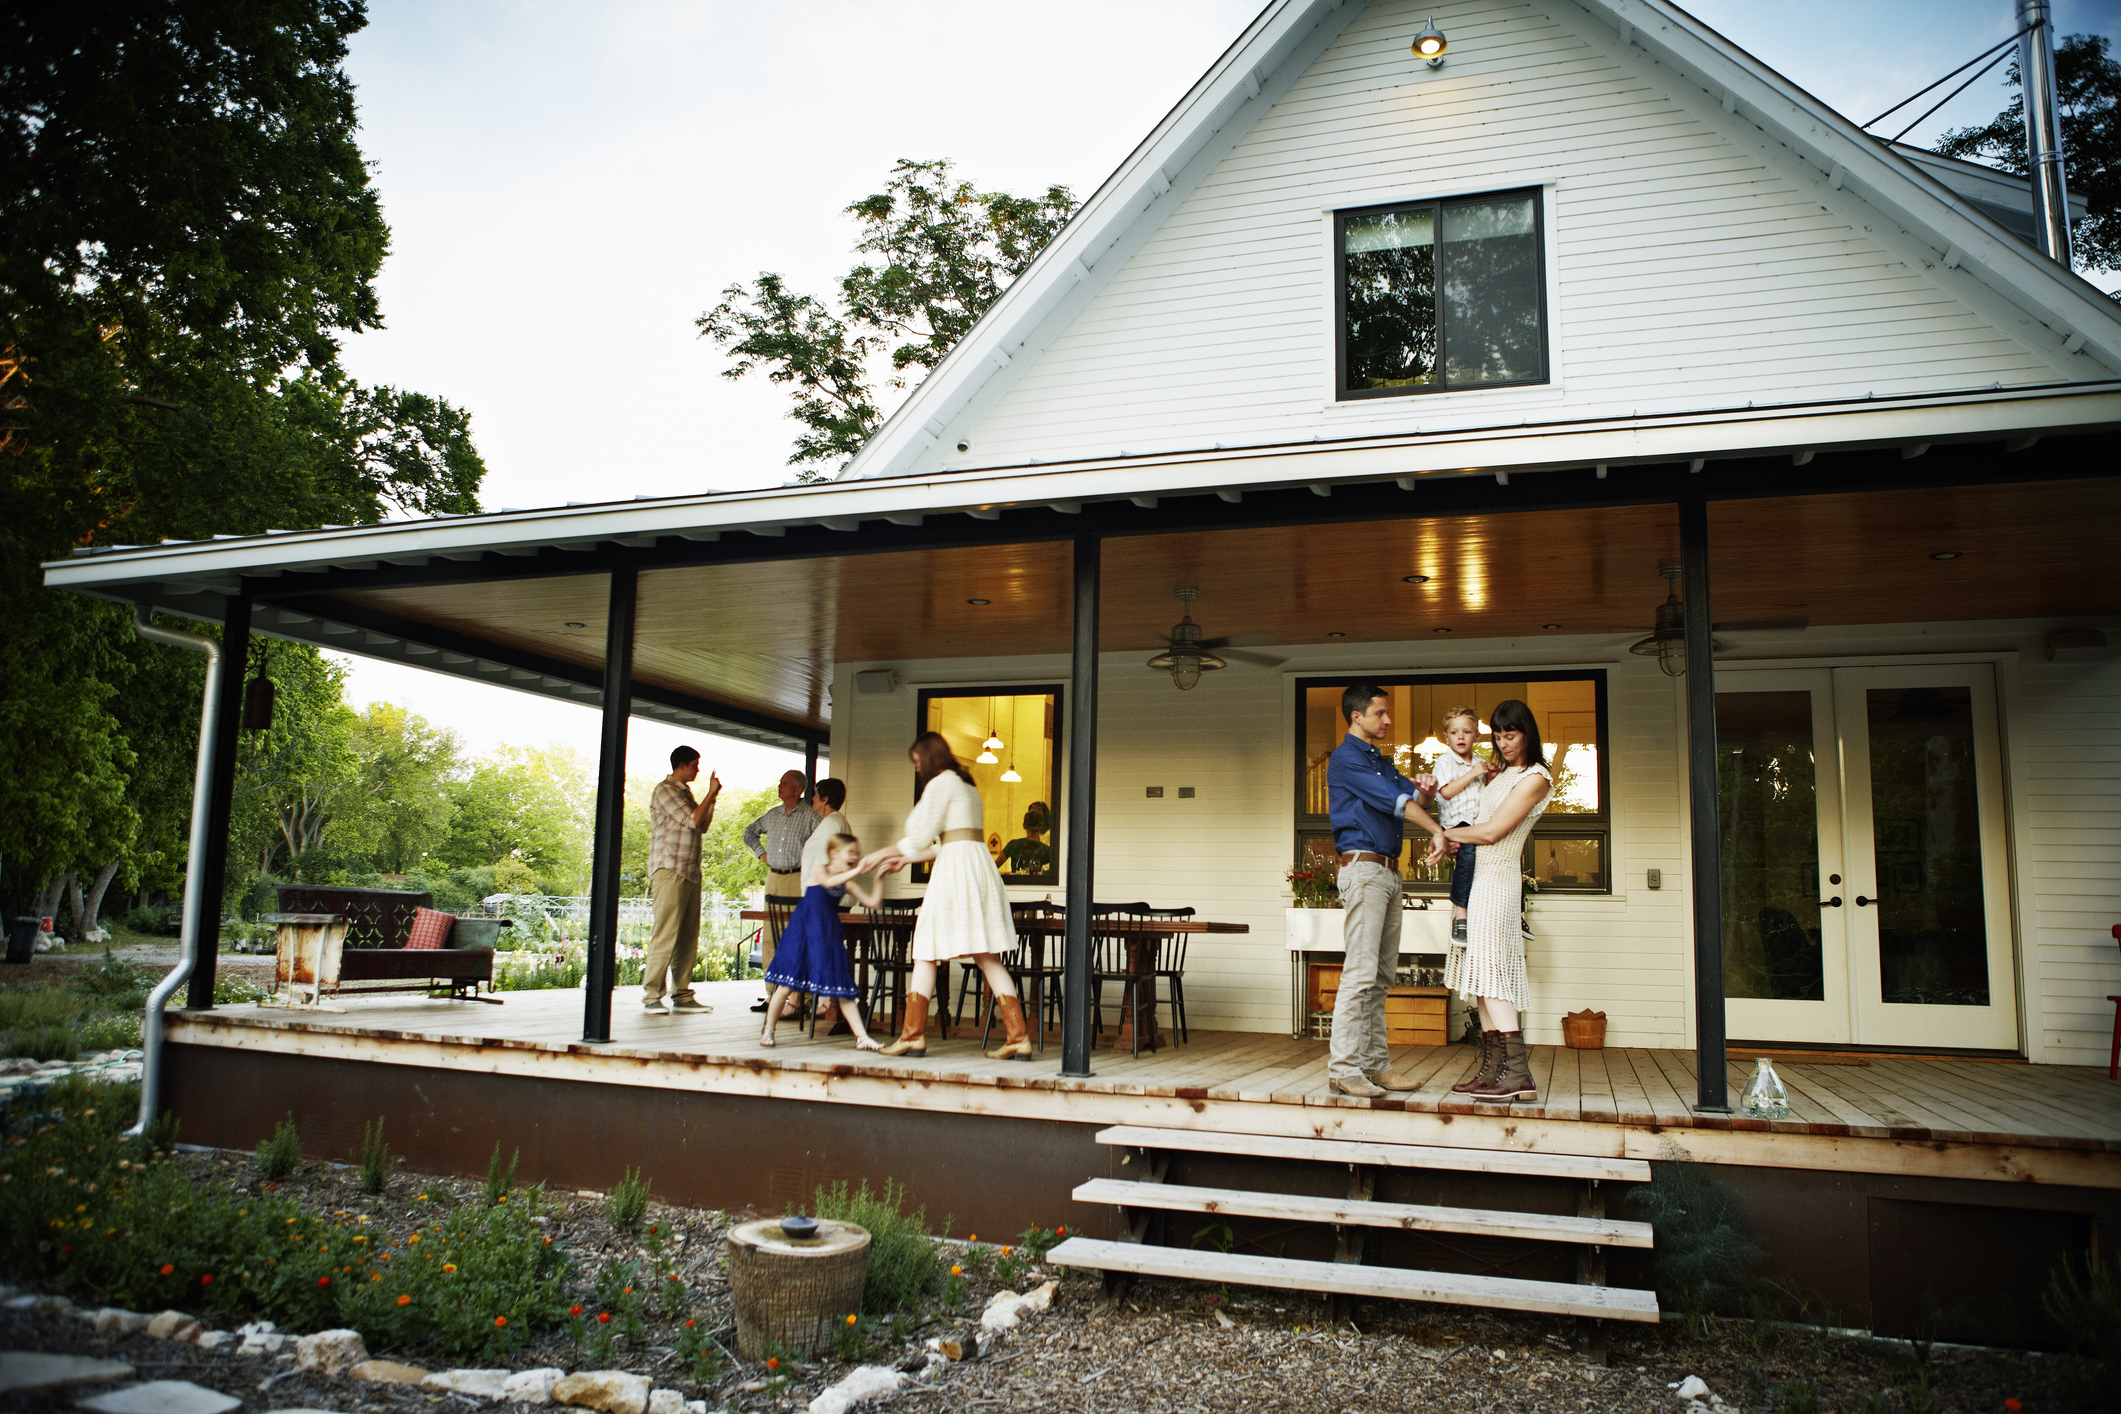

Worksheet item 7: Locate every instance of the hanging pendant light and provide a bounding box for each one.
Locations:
[999,698,1022,781]
[977,698,1002,762]
[1146,588,1228,691]
[1628,564,1719,677]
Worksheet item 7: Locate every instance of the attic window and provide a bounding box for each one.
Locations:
[1336,189,1547,398]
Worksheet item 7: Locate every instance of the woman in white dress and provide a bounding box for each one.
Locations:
[1429,699,1553,1103]
[856,733,1033,1060]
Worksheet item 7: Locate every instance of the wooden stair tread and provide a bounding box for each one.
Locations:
[1046,1237,1660,1322]
[1095,1124,1652,1183]
[1073,1178,1654,1248]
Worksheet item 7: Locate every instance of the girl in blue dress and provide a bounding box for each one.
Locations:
[760,834,884,1050]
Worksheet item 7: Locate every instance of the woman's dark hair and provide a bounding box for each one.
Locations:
[1341,683,1388,724]
[1023,801,1051,834]
[1487,699,1545,771]
[909,732,975,792]
[814,777,847,810]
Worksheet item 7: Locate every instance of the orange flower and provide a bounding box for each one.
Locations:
[622,1286,633,1295]
[159,1263,174,1276]
[686,1319,698,1328]
[317,1276,331,1287]
[397,1294,412,1306]
[1056,1226,1067,1237]
[846,1314,858,1327]
[967,1234,977,1242]
[494,1316,507,1327]
[200,1274,213,1285]
[442,1263,457,1273]
[1001,1246,1014,1255]
[2006,1403,2022,1412]
[950,1264,962,1276]
[766,1358,779,1370]
[598,1312,612,1324]
[570,1305,584,1317]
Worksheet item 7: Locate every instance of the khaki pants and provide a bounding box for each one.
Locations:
[645,869,701,1005]
[763,870,803,973]
[1328,860,1401,1082]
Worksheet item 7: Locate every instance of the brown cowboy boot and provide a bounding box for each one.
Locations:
[1451,1028,1497,1094]
[878,992,930,1058]
[1469,1031,1536,1102]
[984,994,1034,1060]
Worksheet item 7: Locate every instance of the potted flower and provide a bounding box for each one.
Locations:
[1284,863,1344,951]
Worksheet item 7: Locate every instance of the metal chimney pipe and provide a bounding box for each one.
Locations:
[2016,0,2073,265]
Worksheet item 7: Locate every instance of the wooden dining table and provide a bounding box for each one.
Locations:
[737,909,1250,1052]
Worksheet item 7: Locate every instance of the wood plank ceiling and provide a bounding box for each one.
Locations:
[334,478,2121,732]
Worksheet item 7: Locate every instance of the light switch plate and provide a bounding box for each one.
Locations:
[1647,867,1662,890]
[1177,786,1196,799]
[1145,786,1164,798]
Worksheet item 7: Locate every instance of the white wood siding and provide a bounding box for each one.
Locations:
[827,617,2121,1063]
[957,0,2060,469]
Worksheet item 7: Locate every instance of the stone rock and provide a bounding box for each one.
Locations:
[350,1359,433,1384]
[79,1379,243,1414]
[1,1295,37,1311]
[686,1404,707,1414]
[504,1368,564,1404]
[552,1369,652,1414]
[145,1311,197,1341]
[978,1279,1058,1332]
[424,1368,512,1400]
[646,1390,686,1414]
[191,1332,232,1353]
[235,1320,276,1338]
[1673,1376,1712,1402]
[93,1307,151,1335]
[807,1365,905,1414]
[0,1351,134,1392]
[293,1328,369,1376]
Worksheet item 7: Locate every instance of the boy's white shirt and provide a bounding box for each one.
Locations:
[1434,751,1482,828]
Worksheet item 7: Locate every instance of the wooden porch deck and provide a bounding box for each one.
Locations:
[165,981,2121,1189]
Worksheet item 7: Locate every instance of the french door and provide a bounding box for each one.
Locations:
[1715,664,2017,1051]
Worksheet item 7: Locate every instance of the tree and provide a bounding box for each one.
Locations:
[0,1,487,917]
[699,159,1075,473]
[439,745,594,895]
[332,704,463,876]
[704,786,781,901]
[228,640,360,882]
[1936,34,2121,277]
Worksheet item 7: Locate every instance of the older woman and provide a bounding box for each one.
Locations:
[857,732,1033,1060]
[1428,699,1552,1103]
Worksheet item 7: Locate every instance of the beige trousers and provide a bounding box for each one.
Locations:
[1328,860,1402,1082]
[763,869,803,973]
[645,869,701,1005]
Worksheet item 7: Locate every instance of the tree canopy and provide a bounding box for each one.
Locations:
[1936,33,2121,278]
[698,158,1075,473]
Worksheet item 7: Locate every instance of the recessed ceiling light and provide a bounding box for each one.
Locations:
[564,621,586,629]
[1327,631,1346,638]
[1402,574,1430,584]
[1431,626,1453,634]
[1542,623,1562,630]
[1930,551,1961,560]
[967,597,991,605]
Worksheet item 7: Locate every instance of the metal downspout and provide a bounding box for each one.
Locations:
[2017,0,2073,266]
[127,605,223,1137]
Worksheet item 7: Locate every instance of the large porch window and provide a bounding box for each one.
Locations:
[916,686,1062,885]
[1295,674,1609,895]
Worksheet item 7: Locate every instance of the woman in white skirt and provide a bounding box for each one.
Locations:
[1431,699,1553,1103]
[856,732,1033,1060]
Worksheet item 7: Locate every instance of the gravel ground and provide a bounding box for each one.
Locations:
[1,1151,2100,1413]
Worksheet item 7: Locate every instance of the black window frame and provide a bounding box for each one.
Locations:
[1294,670,1612,896]
[912,683,1064,887]
[1334,186,1550,401]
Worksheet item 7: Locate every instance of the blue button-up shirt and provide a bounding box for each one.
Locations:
[1327,734,1421,858]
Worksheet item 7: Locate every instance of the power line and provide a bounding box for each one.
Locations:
[1861,21,2034,132]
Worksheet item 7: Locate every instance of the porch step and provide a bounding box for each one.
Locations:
[1072,1177,1655,1247]
[1095,1124,1651,1184]
[1045,1237,1662,1322]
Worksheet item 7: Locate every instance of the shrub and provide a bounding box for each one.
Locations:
[483,1144,518,1207]
[256,1114,302,1181]
[122,906,176,936]
[813,1178,943,1315]
[337,1188,570,1363]
[77,1011,143,1052]
[2043,1248,2120,1372]
[214,974,268,1006]
[70,953,152,1011]
[2,1025,80,1062]
[0,988,87,1030]
[606,1168,650,1235]
[356,1120,394,1195]
[1628,1161,1763,1336]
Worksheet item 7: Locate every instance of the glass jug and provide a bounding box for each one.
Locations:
[1740,1057,1790,1120]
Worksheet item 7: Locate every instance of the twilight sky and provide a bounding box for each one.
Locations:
[327,0,2121,786]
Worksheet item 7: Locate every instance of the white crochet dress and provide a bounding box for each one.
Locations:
[899,770,1016,962]
[1445,762,1553,1011]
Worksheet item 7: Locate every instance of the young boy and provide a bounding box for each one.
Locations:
[1433,707,1496,943]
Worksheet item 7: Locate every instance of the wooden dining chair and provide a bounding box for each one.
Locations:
[860,906,919,1039]
[761,896,815,1034]
[1137,905,1197,1045]
[981,901,1064,1051]
[1085,903,1150,1052]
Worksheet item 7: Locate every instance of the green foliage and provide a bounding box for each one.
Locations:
[213,973,268,1006]
[2,1024,80,1062]
[229,641,361,885]
[1774,1378,1822,1414]
[256,1113,303,1182]
[1627,1162,1764,1336]
[336,1188,571,1364]
[69,951,152,1010]
[591,1258,649,1346]
[699,159,1075,469]
[121,906,177,936]
[356,1119,393,1195]
[437,747,593,896]
[1936,35,2121,277]
[2043,1248,2121,1365]
[482,1144,518,1207]
[829,1312,866,1362]
[0,987,87,1029]
[493,951,587,992]
[76,1011,142,1051]
[1017,1224,1062,1262]
[941,1266,965,1311]
[330,703,464,875]
[812,1178,944,1315]
[605,1167,650,1235]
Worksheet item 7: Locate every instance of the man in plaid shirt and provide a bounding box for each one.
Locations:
[645,745,721,1014]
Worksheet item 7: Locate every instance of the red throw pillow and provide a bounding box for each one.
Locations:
[406,906,455,950]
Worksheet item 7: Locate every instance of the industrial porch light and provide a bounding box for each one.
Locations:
[1412,19,1448,68]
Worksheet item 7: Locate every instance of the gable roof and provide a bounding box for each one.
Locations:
[836,0,2121,484]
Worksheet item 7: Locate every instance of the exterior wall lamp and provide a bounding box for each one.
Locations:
[1413,19,1448,69]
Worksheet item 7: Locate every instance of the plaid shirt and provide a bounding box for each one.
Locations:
[742,802,817,872]
[647,775,703,881]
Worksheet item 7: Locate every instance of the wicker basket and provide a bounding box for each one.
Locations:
[725,1218,871,1360]
[1561,1009,1607,1049]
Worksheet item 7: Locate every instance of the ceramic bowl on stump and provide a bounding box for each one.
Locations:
[726,1217,869,1360]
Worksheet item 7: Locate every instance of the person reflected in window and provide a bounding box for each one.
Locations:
[999,801,1052,876]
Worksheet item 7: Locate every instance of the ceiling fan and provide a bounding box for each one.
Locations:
[1146,589,1285,690]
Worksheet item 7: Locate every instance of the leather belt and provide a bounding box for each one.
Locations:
[768,867,800,874]
[940,828,984,844]
[1338,851,1390,866]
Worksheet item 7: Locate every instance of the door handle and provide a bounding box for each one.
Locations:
[1854,895,1876,907]
[1818,896,1841,908]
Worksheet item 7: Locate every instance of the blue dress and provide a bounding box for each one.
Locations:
[762,884,860,999]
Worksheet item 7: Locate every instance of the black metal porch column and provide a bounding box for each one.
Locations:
[184,593,251,1009]
[583,569,637,1043]
[1061,534,1100,1077]
[804,741,819,797]
[1680,497,1729,1112]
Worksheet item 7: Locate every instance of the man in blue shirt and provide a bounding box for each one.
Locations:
[1325,684,1447,1098]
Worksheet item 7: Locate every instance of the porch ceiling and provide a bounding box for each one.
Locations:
[325,478,2120,732]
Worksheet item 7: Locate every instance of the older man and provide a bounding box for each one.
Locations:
[743,769,817,1012]
[645,745,720,1014]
